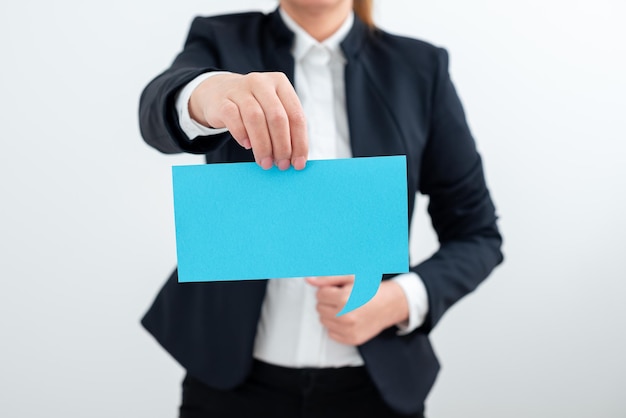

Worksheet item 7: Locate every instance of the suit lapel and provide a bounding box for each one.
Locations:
[263,10,296,83]
[342,24,408,159]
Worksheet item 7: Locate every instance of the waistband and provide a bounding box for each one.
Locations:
[251,359,371,393]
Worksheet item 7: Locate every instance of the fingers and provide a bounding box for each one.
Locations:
[217,99,250,150]
[238,95,274,169]
[246,75,292,170]
[316,286,348,309]
[306,275,355,287]
[195,72,308,170]
[317,301,342,318]
[306,275,354,311]
[276,81,307,170]
[317,306,366,346]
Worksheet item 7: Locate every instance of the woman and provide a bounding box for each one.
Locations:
[139,1,503,417]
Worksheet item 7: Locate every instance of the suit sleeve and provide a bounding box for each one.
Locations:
[413,48,504,332]
[138,17,233,154]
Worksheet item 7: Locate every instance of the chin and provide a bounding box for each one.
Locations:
[281,0,351,10]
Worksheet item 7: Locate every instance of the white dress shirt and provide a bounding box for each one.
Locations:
[174,8,429,368]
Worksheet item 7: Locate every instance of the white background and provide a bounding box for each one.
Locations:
[1,1,625,417]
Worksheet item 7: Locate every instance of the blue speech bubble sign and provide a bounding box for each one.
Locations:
[172,156,408,315]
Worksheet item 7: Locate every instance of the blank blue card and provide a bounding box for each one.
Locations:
[172,156,409,314]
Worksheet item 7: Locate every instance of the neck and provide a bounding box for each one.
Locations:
[280,1,353,42]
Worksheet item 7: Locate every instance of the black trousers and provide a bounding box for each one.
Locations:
[180,360,424,418]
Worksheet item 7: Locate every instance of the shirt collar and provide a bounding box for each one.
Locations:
[278,7,354,62]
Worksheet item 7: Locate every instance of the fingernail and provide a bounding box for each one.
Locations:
[242,138,251,149]
[293,157,306,170]
[260,157,273,170]
[277,159,290,171]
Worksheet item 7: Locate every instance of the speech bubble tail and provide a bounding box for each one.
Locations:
[336,273,382,316]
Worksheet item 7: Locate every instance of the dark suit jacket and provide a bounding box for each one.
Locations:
[139,9,503,415]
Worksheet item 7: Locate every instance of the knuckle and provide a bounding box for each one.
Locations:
[267,109,288,126]
[245,72,263,84]
[289,110,307,126]
[220,101,238,118]
[247,107,265,124]
[271,71,288,83]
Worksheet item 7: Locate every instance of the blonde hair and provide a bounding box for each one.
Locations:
[353,0,374,28]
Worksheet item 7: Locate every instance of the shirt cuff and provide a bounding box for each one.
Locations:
[391,272,429,335]
[175,72,230,140]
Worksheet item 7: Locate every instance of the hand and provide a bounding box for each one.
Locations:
[306,275,410,346]
[189,72,308,171]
